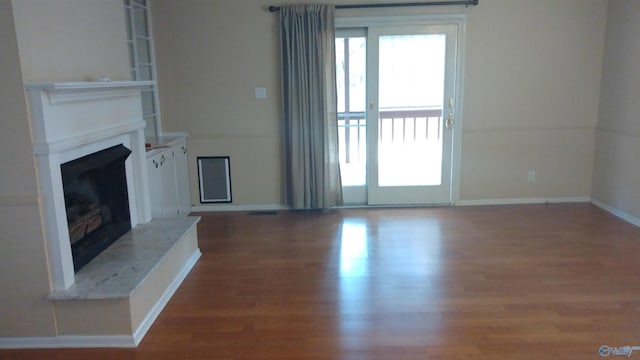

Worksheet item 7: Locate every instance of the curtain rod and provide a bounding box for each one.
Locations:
[268,0,479,12]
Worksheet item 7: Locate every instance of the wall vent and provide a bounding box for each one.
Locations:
[197,156,232,203]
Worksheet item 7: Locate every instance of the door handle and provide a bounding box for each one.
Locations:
[445,113,454,129]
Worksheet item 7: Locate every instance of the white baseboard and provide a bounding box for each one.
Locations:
[455,197,591,206]
[194,199,597,211]
[591,199,640,228]
[0,249,202,350]
[456,196,640,229]
[194,199,640,230]
[191,203,288,212]
[0,335,137,349]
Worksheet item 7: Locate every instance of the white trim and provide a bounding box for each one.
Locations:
[0,335,137,349]
[33,121,146,155]
[192,203,288,213]
[591,199,640,228]
[47,89,146,105]
[450,18,466,205]
[336,203,451,209]
[455,197,591,206]
[336,14,467,206]
[336,14,467,28]
[0,249,201,349]
[336,27,366,38]
[131,249,201,346]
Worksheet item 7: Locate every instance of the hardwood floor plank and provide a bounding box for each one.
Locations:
[2,203,640,359]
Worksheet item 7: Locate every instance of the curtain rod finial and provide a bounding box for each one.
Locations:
[268,6,279,12]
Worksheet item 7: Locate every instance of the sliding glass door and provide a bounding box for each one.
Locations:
[337,22,460,205]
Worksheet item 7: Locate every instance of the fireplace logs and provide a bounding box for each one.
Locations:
[65,192,112,244]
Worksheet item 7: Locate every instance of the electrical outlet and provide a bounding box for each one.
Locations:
[528,171,536,182]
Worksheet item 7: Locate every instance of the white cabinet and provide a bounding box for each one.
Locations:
[146,136,191,217]
[173,139,192,216]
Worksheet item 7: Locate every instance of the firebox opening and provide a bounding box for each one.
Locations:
[61,144,132,272]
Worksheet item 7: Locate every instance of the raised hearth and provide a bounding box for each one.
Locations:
[48,217,200,344]
[23,81,201,347]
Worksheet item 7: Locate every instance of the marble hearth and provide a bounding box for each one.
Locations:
[48,217,199,343]
[24,81,201,347]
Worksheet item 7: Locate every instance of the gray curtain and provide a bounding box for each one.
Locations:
[279,4,343,209]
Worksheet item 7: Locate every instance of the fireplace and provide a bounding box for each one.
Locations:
[25,81,154,290]
[20,81,202,347]
[61,144,133,272]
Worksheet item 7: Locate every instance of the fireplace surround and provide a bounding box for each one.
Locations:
[26,81,154,291]
[16,81,201,347]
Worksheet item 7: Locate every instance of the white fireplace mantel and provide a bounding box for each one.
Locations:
[26,81,154,291]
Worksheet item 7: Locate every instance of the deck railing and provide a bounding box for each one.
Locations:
[338,108,443,164]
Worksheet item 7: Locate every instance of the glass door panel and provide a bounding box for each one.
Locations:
[378,34,445,187]
[367,25,457,205]
[336,24,459,206]
[337,34,367,204]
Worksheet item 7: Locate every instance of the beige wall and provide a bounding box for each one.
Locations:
[151,0,283,206]
[0,0,56,337]
[11,0,130,82]
[151,0,607,206]
[0,0,131,337]
[592,0,640,219]
[460,0,606,200]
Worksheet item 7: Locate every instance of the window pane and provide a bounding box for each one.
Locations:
[336,38,345,113]
[144,115,157,137]
[377,34,446,187]
[348,38,366,112]
[128,42,135,68]
[137,64,153,81]
[124,9,132,40]
[136,38,150,64]
[378,34,445,109]
[141,91,155,116]
[134,6,148,37]
[337,36,367,187]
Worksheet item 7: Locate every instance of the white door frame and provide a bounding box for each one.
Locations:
[336,14,467,205]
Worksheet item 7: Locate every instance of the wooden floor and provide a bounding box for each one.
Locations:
[3,203,640,359]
